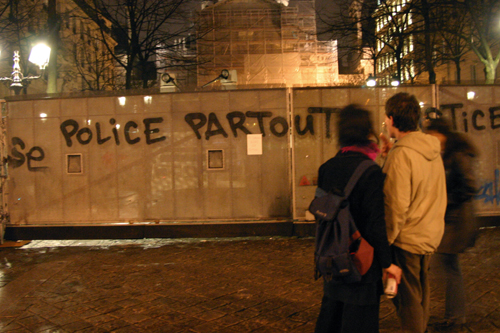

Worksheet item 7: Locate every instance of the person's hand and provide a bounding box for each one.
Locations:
[379,132,393,158]
[383,264,402,284]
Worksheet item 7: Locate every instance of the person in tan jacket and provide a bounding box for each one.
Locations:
[381,92,447,333]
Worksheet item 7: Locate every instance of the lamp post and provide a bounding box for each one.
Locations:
[0,43,51,95]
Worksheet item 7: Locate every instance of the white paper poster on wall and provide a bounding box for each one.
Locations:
[247,134,263,155]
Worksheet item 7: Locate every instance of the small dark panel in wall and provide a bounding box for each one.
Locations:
[67,154,83,174]
[207,149,224,170]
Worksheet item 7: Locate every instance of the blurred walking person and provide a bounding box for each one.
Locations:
[425,118,479,329]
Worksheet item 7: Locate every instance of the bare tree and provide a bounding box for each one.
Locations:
[60,25,116,91]
[76,0,196,90]
[315,0,378,75]
[464,0,500,84]
[433,2,470,83]
[315,0,489,85]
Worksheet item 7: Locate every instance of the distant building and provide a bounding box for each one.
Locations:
[372,0,498,85]
[194,0,339,89]
[58,0,117,92]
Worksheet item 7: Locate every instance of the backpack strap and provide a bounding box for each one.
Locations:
[344,160,377,236]
[315,160,376,199]
[343,160,377,198]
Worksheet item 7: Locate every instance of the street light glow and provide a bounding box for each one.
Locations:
[366,75,377,87]
[28,43,51,70]
[0,44,51,95]
[391,75,400,86]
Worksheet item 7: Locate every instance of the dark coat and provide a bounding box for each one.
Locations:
[437,133,479,254]
[317,151,392,304]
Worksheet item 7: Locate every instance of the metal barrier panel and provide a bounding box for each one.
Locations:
[6,89,291,224]
[438,85,500,216]
[7,85,498,226]
[292,86,435,219]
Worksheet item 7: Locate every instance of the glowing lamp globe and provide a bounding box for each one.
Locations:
[28,43,51,70]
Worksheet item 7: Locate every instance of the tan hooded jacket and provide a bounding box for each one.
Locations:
[382,131,447,255]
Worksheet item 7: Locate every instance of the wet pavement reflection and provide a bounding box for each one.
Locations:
[0,229,498,332]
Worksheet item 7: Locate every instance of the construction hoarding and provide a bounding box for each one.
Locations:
[3,85,499,227]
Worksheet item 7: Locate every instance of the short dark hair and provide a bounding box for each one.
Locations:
[338,104,376,147]
[385,92,420,132]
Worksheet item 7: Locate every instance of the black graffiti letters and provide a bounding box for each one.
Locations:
[60,119,79,147]
[295,115,314,136]
[124,121,140,144]
[206,113,229,140]
[226,112,251,137]
[10,137,25,168]
[60,117,166,147]
[27,146,45,171]
[270,117,288,137]
[143,118,167,144]
[10,137,46,171]
[185,111,290,140]
[490,106,500,130]
[184,113,230,140]
[184,113,206,140]
[246,111,272,137]
[441,103,500,133]
[472,110,486,131]
[96,122,111,144]
[308,107,340,138]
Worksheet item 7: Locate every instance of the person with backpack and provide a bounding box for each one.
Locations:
[314,105,402,333]
[380,93,447,333]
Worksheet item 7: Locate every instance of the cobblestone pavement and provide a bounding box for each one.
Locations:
[0,227,498,333]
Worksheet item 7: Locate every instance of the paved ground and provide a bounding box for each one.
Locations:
[0,227,498,333]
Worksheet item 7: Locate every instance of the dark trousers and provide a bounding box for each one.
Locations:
[314,283,380,333]
[430,253,467,322]
[391,246,431,333]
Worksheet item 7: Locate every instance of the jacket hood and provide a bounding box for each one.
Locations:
[393,131,442,161]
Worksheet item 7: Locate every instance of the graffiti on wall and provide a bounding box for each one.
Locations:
[60,118,167,147]
[476,169,500,205]
[442,104,500,132]
[8,102,500,185]
[9,137,46,171]
[184,110,329,140]
[8,109,327,171]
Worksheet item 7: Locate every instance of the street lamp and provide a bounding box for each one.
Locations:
[161,73,181,92]
[366,74,377,87]
[201,69,230,88]
[390,75,400,87]
[0,43,51,95]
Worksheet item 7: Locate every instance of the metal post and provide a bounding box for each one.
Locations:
[10,51,24,95]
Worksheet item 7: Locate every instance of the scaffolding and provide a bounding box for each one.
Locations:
[196,0,339,88]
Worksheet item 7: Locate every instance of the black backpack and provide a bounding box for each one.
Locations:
[309,160,375,283]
